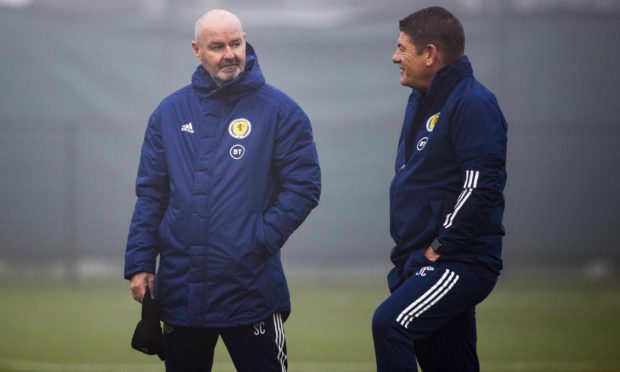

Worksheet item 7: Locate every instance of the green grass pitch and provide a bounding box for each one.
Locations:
[0,271,618,371]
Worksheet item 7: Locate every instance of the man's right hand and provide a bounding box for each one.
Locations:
[424,245,441,262]
[129,272,155,303]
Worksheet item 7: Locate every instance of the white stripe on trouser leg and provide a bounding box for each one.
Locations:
[274,313,286,372]
[278,313,287,370]
[401,271,457,328]
[402,271,456,325]
[273,312,287,372]
[396,270,451,325]
[413,274,459,318]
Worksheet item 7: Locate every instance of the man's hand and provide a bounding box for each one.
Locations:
[130,272,155,303]
[424,246,440,262]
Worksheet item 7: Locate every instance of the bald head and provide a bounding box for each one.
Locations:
[192,9,247,87]
[194,9,244,46]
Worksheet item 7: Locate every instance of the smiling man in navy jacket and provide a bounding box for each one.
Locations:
[372,6,507,372]
[124,9,320,372]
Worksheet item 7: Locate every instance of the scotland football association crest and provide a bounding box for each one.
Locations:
[426,113,440,132]
[229,118,252,139]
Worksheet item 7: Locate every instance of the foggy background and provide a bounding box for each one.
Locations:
[1,0,619,280]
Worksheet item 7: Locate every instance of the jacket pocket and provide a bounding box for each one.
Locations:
[254,214,279,257]
[254,217,267,256]
[403,249,434,278]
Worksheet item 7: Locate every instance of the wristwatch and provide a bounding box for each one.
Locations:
[430,239,442,253]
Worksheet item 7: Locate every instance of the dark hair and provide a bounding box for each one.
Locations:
[399,6,465,64]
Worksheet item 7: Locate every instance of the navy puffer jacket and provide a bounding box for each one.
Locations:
[125,44,321,327]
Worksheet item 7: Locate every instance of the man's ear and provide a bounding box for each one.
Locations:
[424,44,440,67]
[191,41,200,59]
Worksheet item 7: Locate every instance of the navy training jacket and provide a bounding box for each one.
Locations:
[124,44,321,327]
[389,56,507,287]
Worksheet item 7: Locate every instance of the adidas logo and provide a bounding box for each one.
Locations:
[181,122,194,134]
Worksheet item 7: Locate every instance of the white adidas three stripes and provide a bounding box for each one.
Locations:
[396,269,460,328]
[443,170,479,229]
[273,312,287,372]
[393,171,476,328]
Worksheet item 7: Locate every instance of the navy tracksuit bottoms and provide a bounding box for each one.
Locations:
[372,262,497,372]
[163,312,287,372]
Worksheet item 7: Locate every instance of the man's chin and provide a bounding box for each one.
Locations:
[218,69,242,81]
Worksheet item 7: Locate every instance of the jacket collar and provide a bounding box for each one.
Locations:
[424,55,472,99]
[191,43,265,102]
[400,56,472,163]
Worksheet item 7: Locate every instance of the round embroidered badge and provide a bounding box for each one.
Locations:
[229,118,252,139]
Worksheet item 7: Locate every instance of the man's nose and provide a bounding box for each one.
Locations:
[392,51,400,64]
[223,46,235,59]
